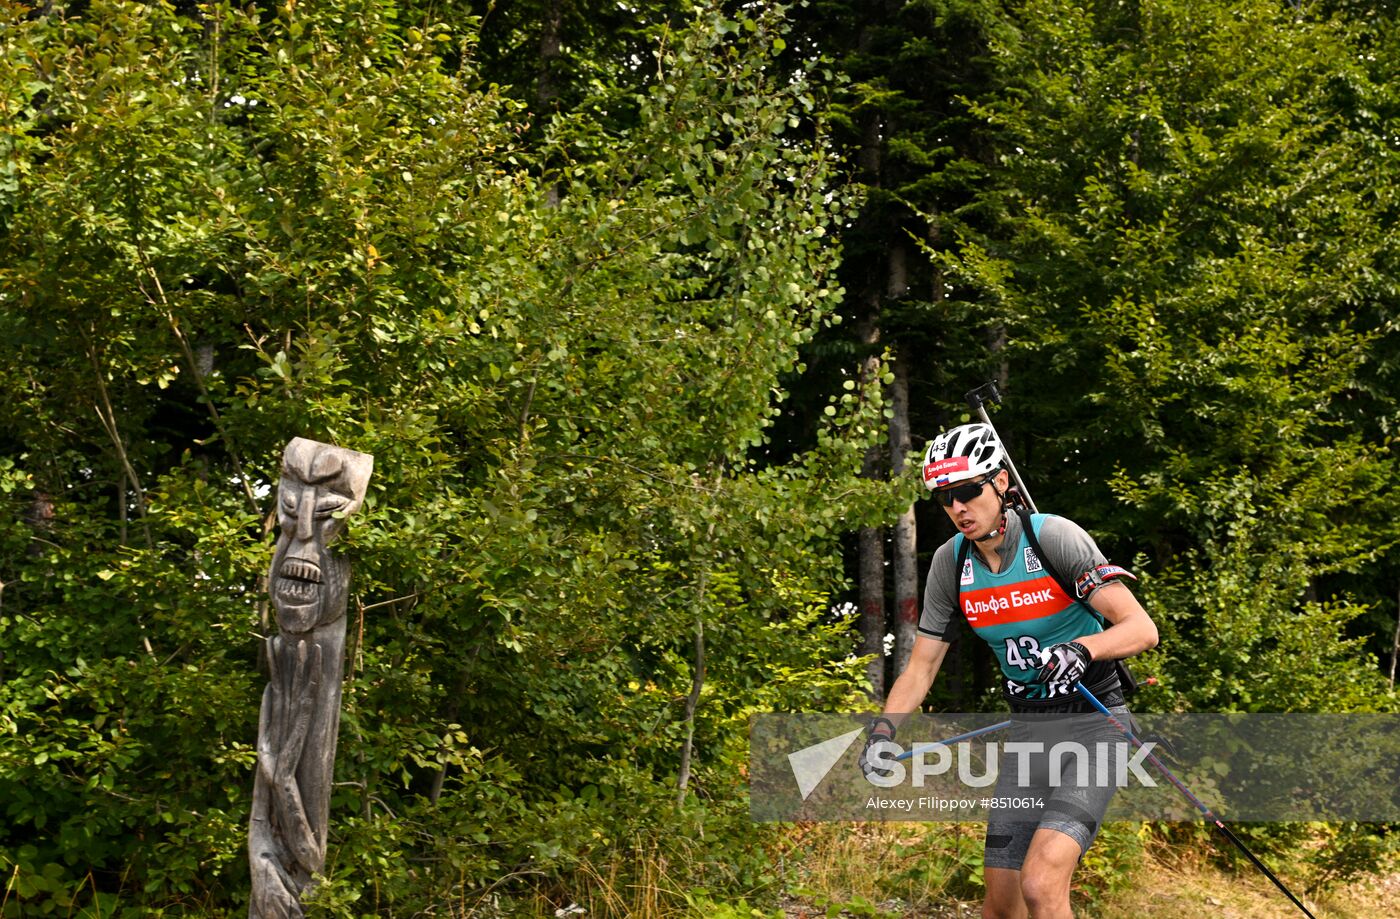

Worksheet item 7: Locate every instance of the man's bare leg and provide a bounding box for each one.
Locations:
[983,868,1028,919]
[1018,828,1081,918]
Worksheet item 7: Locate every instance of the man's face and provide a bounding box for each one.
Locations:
[935,470,1008,540]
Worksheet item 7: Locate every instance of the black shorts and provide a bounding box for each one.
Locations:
[983,706,1130,870]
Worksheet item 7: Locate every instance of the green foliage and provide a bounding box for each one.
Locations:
[1302,822,1400,893]
[883,827,985,901]
[945,0,1400,714]
[779,0,1016,445]
[0,0,892,913]
[5,0,1400,913]
[1074,823,1148,906]
[683,893,783,919]
[781,824,986,916]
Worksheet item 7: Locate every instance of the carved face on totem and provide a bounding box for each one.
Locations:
[269,438,374,634]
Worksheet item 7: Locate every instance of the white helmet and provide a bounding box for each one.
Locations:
[922,423,1005,490]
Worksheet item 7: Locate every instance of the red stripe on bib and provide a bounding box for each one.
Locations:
[961,575,1072,627]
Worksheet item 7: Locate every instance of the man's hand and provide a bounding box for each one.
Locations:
[1033,641,1091,686]
[858,717,898,780]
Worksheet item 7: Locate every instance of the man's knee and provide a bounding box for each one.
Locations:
[1018,862,1071,913]
[981,868,1027,919]
[981,896,1027,919]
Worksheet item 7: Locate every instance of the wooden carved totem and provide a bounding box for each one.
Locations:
[249,438,373,918]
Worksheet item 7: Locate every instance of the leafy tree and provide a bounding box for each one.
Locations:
[781,0,1016,703]
[949,0,1400,713]
[0,1,897,912]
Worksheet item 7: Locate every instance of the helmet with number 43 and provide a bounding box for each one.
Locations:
[921,423,1006,490]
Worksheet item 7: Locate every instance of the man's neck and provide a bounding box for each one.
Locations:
[973,515,1009,569]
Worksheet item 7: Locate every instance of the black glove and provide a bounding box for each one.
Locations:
[1034,641,1091,686]
[858,717,898,780]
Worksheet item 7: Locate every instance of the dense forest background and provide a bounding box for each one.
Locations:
[2,0,1399,915]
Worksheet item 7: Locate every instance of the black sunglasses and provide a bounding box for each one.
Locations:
[933,473,997,507]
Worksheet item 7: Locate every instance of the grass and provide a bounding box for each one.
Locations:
[465,822,1396,917]
[1092,841,1400,919]
[775,822,987,912]
[775,822,1399,919]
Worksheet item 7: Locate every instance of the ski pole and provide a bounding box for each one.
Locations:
[1074,683,1317,919]
[965,382,1037,514]
[893,720,1012,762]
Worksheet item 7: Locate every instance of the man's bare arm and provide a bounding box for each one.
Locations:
[875,635,951,733]
[1076,582,1158,661]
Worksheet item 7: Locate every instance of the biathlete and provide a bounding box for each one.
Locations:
[860,423,1158,919]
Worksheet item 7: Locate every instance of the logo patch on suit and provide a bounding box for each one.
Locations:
[961,577,1063,627]
[1024,548,1043,573]
[960,558,975,586]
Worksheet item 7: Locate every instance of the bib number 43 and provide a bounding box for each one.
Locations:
[1003,636,1043,671]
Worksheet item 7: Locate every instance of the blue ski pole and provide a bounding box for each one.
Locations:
[893,720,1012,762]
[1075,682,1316,919]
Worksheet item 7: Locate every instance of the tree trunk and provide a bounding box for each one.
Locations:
[538,0,564,209]
[859,525,886,700]
[537,0,563,111]
[677,524,713,805]
[890,348,918,677]
[858,294,885,698]
[853,42,888,699]
[857,295,885,699]
[887,239,918,677]
[676,614,705,805]
[1389,583,1399,689]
